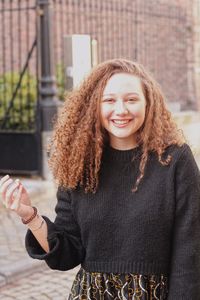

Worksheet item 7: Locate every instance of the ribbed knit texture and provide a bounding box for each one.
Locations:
[25,143,200,299]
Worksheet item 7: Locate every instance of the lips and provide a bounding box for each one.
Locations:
[111,119,132,127]
[112,119,132,124]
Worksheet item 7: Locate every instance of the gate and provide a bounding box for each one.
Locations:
[0,0,41,175]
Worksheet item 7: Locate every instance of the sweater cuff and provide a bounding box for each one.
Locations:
[25,216,60,260]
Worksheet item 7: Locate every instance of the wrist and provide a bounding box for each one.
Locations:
[27,214,45,231]
[17,205,34,220]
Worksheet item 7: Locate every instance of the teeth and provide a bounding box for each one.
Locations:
[113,120,130,124]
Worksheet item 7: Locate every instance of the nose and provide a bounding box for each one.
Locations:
[114,100,128,115]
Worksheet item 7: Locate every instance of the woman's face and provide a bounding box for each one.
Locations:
[100,73,146,150]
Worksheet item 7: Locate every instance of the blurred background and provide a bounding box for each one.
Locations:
[0,1,200,299]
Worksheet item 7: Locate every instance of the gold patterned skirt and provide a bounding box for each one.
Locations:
[68,267,168,300]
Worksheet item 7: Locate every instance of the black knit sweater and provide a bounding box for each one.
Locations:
[25,143,200,299]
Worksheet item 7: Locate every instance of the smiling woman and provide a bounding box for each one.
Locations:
[100,73,146,150]
[1,58,200,300]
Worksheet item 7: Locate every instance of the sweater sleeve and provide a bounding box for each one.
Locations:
[25,187,85,271]
[168,144,200,299]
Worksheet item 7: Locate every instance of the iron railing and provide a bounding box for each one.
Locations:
[0,0,38,131]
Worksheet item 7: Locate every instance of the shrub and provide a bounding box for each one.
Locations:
[0,72,37,131]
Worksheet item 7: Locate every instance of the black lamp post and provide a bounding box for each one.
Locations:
[37,0,60,131]
[37,0,60,178]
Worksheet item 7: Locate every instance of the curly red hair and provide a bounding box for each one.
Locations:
[48,58,185,192]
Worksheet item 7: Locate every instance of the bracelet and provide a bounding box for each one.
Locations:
[21,206,37,224]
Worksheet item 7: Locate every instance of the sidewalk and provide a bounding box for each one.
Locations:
[0,178,57,288]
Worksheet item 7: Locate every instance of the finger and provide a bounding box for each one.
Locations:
[2,175,20,205]
[10,184,22,211]
[5,182,20,208]
[0,175,9,185]
[0,178,13,201]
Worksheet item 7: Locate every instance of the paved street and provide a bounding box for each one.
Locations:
[0,266,79,300]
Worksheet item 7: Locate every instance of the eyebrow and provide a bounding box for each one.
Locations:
[102,92,140,97]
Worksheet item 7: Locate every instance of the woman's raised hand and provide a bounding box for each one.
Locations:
[0,175,33,220]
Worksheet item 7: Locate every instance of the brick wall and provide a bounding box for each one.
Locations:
[0,0,37,76]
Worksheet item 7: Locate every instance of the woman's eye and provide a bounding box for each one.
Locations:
[103,98,114,103]
[127,98,137,102]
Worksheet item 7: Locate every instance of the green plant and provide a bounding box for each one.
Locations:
[0,71,37,131]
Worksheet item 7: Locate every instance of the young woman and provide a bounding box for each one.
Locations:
[1,58,200,299]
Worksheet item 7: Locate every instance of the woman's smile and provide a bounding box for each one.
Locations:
[110,119,133,127]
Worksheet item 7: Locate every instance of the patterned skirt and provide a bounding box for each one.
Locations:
[68,267,168,300]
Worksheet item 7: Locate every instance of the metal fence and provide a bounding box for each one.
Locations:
[0,0,41,175]
[0,0,38,132]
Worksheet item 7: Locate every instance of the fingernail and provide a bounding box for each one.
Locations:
[0,175,9,182]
